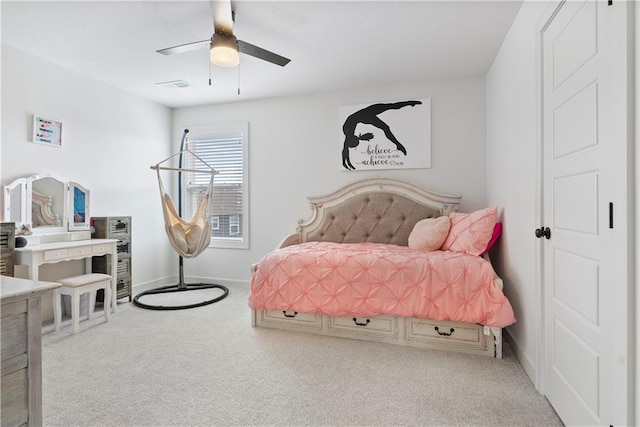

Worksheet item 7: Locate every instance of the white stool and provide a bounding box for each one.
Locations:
[54,273,112,334]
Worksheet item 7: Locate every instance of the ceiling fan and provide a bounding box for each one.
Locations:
[156,0,290,68]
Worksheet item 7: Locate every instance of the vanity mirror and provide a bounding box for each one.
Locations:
[68,182,90,232]
[28,174,67,232]
[2,174,91,242]
[3,178,27,228]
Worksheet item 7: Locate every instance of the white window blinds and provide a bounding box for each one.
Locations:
[182,123,249,249]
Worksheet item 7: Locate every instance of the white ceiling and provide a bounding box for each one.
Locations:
[1,1,522,109]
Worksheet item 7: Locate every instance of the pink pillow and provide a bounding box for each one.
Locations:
[441,207,498,256]
[482,222,503,255]
[408,216,451,251]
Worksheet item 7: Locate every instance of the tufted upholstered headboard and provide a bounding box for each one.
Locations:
[278,178,462,248]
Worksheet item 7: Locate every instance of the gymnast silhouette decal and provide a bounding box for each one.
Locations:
[341,100,422,170]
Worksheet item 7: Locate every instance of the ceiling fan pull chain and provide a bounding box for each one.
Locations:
[237,62,241,95]
[209,60,212,86]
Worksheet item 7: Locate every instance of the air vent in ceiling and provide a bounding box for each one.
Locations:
[156,80,192,89]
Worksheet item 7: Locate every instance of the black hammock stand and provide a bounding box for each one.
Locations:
[133,129,229,310]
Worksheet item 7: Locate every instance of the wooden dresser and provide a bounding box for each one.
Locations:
[1,277,60,426]
[0,222,15,277]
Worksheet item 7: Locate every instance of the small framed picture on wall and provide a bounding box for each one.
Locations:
[32,115,62,147]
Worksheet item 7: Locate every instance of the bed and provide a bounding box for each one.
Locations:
[249,177,515,358]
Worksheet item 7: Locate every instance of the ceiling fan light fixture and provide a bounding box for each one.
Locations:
[210,32,240,67]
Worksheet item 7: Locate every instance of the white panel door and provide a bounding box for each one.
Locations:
[541,1,630,425]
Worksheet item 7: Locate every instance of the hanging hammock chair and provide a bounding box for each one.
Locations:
[133,129,229,311]
[156,165,212,258]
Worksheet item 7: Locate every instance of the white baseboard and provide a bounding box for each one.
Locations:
[131,276,177,295]
[504,327,538,391]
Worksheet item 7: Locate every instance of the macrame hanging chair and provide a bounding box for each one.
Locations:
[133,129,229,310]
[157,167,212,258]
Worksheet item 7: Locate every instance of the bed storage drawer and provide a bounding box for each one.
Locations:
[255,310,323,330]
[328,315,398,340]
[405,319,487,350]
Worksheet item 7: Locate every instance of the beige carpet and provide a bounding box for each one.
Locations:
[41,284,563,426]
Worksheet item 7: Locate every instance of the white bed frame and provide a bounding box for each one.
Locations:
[251,177,504,358]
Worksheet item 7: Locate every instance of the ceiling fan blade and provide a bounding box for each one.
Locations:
[157,40,209,56]
[213,0,234,34]
[238,40,291,67]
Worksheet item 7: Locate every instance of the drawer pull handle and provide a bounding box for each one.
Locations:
[352,317,371,327]
[434,326,455,337]
[282,311,298,318]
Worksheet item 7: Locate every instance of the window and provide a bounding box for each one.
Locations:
[182,123,249,249]
[210,216,220,230]
[229,215,240,236]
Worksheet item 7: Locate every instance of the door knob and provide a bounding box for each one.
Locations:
[535,227,551,239]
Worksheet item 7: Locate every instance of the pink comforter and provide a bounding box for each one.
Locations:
[249,242,516,328]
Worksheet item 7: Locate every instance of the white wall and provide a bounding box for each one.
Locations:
[635,2,640,422]
[1,45,489,310]
[486,1,552,386]
[1,44,176,315]
[173,77,488,285]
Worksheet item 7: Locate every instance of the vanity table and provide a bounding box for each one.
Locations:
[3,174,120,313]
[14,239,119,313]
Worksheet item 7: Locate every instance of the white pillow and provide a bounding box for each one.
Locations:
[408,216,451,251]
